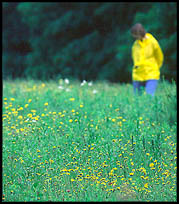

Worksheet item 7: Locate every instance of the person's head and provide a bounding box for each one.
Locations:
[131,23,146,40]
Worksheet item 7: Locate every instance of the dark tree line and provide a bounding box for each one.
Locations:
[2,2,177,82]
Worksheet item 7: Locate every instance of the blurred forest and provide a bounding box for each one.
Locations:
[2,2,177,82]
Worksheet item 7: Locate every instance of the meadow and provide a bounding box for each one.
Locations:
[2,79,177,202]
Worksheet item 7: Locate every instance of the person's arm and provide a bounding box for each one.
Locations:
[153,38,164,69]
[132,43,140,68]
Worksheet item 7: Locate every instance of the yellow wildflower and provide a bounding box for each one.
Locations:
[25,104,29,108]
[18,115,23,120]
[149,163,154,168]
[144,183,148,188]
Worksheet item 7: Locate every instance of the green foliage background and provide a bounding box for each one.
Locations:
[2,2,177,82]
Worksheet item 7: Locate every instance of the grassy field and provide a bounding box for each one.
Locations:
[2,79,177,202]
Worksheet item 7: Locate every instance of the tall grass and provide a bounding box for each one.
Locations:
[2,79,176,201]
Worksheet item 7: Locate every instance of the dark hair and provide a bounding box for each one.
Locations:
[131,23,146,37]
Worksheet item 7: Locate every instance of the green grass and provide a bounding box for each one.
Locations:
[2,79,176,201]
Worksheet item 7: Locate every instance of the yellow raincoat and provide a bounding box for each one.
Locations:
[132,33,164,81]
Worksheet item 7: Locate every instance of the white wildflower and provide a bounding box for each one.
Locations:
[64,78,69,84]
[81,80,87,86]
[88,81,93,86]
[92,89,98,94]
[58,85,64,90]
[65,88,71,92]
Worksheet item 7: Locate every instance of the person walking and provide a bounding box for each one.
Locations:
[131,23,164,96]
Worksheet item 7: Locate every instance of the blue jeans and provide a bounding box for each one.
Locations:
[133,80,158,97]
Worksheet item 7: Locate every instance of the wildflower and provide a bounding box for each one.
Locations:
[64,78,69,84]
[2,194,5,201]
[10,98,15,101]
[58,85,64,90]
[18,107,23,111]
[69,98,75,101]
[25,104,29,108]
[27,113,32,118]
[81,80,87,86]
[149,163,154,168]
[20,159,24,164]
[88,81,93,86]
[44,102,48,106]
[144,183,148,188]
[49,159,54,164]
[140,167,146,175]
[66,88,71,92]
[92,89,98,94]
[80,104,84,108]
[18,115,23,120]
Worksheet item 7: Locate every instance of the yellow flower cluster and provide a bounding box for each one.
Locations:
[2,80,177,202]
